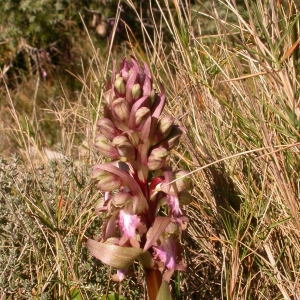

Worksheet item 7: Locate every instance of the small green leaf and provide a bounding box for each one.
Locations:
[100,292,126,300]
[69,287,83,300]
[156,281,172,300]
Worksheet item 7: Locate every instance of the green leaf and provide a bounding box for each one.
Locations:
[156,281,172,300]
[100,292,126,300]
[69,287,83,300]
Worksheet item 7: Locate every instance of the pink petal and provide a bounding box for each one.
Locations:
[116,269,128,282]
[168,194,182,217]
[119,209,140,241]
[154,236,177,270]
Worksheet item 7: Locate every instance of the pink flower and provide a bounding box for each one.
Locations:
[119,208,141,247]
[153,236,177,270]
[112,269,128,282]
[167,194,182,217]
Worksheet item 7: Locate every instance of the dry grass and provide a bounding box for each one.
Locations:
[1,0,300,299]
[125,0,300,299]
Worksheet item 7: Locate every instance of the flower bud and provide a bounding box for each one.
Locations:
[125,69,138,104]
[120,59,131,82]
[168,171,192,194]
[158,125,184,150]
[132,83,142,100]
[150,89,156,106]
[135,107,150,128]
[91,168,122,191]
[147,147,169,170]
[111,192,132,207]
[103,88,116,105]
[114,77,126,95]
[95,197,106,215]
[154,116,174,144]
[112,135,136,161]
[160,170,191,195]
[111,98,130,122]
[95,134,119,159]
[97,118,120,140]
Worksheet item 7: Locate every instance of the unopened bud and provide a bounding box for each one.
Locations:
[161,170,191,194]
[135,107,150,128]
[95,197,106,215]
[150,89,156,106]
[111,192,132,207]
[103,89,116,105]
[111,98,130,122]
[132,83,142,100]
[147,147,169,170]
[114,77,126,95]
[97,118,120,140]
[172,170,192,193]
[91,168,122,191]
[112,135,136,161]
[154,116,174,144]
[95,134,119,159]
[159,125,184,150]
[125,69,138,104]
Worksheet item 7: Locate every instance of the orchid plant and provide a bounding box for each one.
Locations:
[88,57,192,300]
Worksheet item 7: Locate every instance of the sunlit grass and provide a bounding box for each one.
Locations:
[1,0,300,299]
[126,0,300,298]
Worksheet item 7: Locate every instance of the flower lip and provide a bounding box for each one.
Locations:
[119,208,141,248]
[112,269,128,282]
[153,236,177,270]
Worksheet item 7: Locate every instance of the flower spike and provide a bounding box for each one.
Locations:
[88,57,192,299]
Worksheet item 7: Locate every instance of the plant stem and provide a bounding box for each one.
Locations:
[144,268,162,300]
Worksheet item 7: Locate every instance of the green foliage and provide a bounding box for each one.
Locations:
[2,0,71,58]
[0,0,122,77]
[100,292,127,300]
[2,0,98,45]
